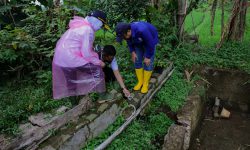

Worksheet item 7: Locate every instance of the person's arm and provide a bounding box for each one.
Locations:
[127,40,135,53]
[80,27,102,66]
[111,58,130,96]
[113,70,130,97]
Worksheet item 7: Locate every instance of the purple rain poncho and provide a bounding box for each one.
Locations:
[52,16,105,99]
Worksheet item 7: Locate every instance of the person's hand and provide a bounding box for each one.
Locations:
[131,51,137,63]
[100,61,106,68]
[122,88,131,97]
[144,57,151,66]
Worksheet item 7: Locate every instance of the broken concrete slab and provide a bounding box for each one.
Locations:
[86,114,98,122]
[89,104,120,138]
[29,113,56,127]
[59,126,90,150]
[150,78,157,84]
[19,123,40,135]
[56,106,70,114]
[2,96,92,150]
[97,103,109,113]
[162,124,186,150]
[40,145,56,150]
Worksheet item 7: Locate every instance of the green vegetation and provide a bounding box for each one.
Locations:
[1,1,250,149]
[184,4,250,46]
[170,42,250,73]
[0,82,73,135]
[83,71,192,149]
[0,0,175,136]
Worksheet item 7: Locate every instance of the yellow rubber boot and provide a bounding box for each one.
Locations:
[141,70,152,94]
[133,68,144,91]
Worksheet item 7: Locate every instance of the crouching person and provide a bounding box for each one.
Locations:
[97,45,131,97]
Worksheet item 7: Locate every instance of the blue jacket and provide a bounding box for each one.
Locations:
[127,21,159,58]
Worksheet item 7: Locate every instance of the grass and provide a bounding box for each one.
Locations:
[82,71,192,150]
[74,4,250,149]
[169,42,250,73]
[0,81,74,135]
[184,5,250,46]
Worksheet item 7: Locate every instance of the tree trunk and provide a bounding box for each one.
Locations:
[217,0,241,49]
[210,0,218,36]
[151,0,160,9]
[237,0,248,41]
[221,0,225,36]
[177,0,187,40]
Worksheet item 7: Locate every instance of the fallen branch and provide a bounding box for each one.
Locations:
[201,77,212,85]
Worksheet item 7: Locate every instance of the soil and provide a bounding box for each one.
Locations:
[191,68,250,150]
[201,67,250,105]
[191,111,250,150]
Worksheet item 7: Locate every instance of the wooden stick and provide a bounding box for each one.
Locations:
[94,69,174,150]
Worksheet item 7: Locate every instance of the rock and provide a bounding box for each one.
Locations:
[0,134,5,143]
[28,113,54,127]
[19,123,39,135]
[162,124,186,150]
[75,120,88,130]
[150,78,157,84]
[110,89,118,96]
[137,93,144,99]
[97,103,109,113]
[40,145,56,150]
[88,104,120,138]
[152,73,160,78]
[56,106,70,114]
[116,93,123,100]
[0,134,9,148]
[133,97,140,104]
[86,114,98,122]
[59,126,90,150]
[3,98,93,150]
[61,134,71,142]
[239,103,248,112]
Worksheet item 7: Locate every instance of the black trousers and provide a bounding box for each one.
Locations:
[103,66,115,83]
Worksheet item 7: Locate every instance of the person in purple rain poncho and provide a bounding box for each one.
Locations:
[52,10,111,99]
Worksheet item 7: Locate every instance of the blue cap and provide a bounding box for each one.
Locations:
[88,10,107,24]
[115,22,130,43]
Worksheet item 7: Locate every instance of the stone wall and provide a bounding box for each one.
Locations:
[162,84,206,150]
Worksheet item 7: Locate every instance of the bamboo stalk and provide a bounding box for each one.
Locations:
[95,69,174,150]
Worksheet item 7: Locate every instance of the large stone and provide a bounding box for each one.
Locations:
[75,120,89,130]
[86,114,98,122]
[150,78,157,84]
[97,103,109,113]
[56,106,70,114]
[59,126,90,150]
[0,134,9,149]
[133,97,140,104]
[239,103,248,112]
[40,145,56,150]
[157,63,173,84]
[152,73,160,78]
[162,124,186,150]
[116,93,123,100]
[2,97,92,150]
[19,123,39,135]
[88,104,120,138]
[110,89,118,96]
[28,113,53,127]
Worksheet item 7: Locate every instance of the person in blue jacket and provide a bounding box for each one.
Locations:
[115,21,159,94]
